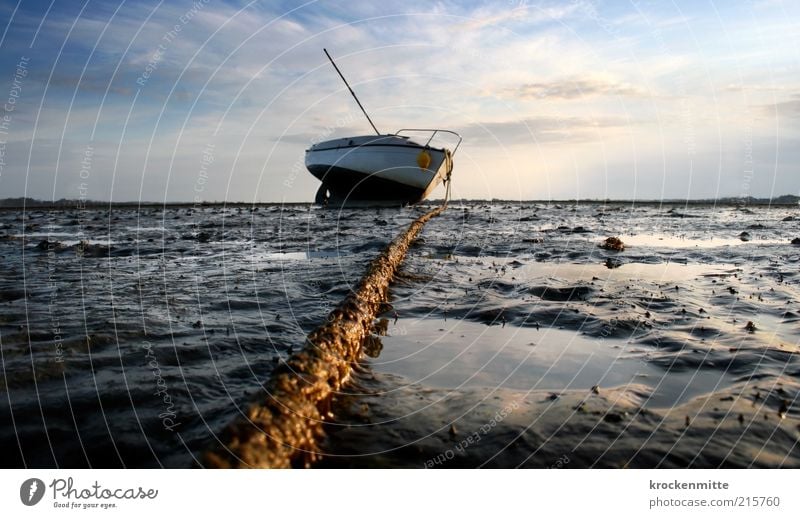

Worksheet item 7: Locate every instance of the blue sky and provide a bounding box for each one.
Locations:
[0,0,797,202]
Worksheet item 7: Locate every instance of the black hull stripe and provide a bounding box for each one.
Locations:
[307,165,432,204]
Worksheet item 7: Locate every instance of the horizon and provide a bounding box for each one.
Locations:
[2,193,799,207]
[0,1,798,203]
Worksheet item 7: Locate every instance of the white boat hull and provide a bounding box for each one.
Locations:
[305,135,452,205]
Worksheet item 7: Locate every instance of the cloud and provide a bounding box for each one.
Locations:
[37,72,134,96]
[505,78,646,100]
[724,84,791,93]
[762,94,800,119]
[454,3,581,31]
[1,0,798,201]
[459,115,634,146]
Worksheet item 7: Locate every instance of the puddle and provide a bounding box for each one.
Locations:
[620,234,787,248]
[369,317,736,408]
[516,261,738,283]
[260,251,342,260]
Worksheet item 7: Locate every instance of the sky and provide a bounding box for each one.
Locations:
[0,0,797,203]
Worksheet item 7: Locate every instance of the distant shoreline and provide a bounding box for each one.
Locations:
[0,196,797,210]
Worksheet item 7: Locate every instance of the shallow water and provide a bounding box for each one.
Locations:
[369,317,735,409]
[1,202,799,467]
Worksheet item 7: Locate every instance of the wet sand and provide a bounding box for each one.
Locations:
[321,373,799,467]
[319,208,800,468]
[1,202,798,467]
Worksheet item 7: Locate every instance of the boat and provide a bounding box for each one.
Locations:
[306,129,460,206]
[305,50,461,206]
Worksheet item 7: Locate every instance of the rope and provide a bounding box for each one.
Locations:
[442,150,453,208]
[202,200,447,468]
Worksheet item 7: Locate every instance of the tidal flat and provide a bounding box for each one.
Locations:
[1,201,798,467]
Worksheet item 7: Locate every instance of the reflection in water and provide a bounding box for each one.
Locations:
[362,335,383,359]
[366,317,735,408]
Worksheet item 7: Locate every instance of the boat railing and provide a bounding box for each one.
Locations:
[395,129,462,156]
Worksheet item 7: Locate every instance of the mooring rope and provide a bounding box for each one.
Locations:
[202,197,448,468]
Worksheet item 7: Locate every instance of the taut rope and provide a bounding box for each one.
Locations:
[202,198,448,468]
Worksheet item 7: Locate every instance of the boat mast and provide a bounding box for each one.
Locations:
[323,48,381,136]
